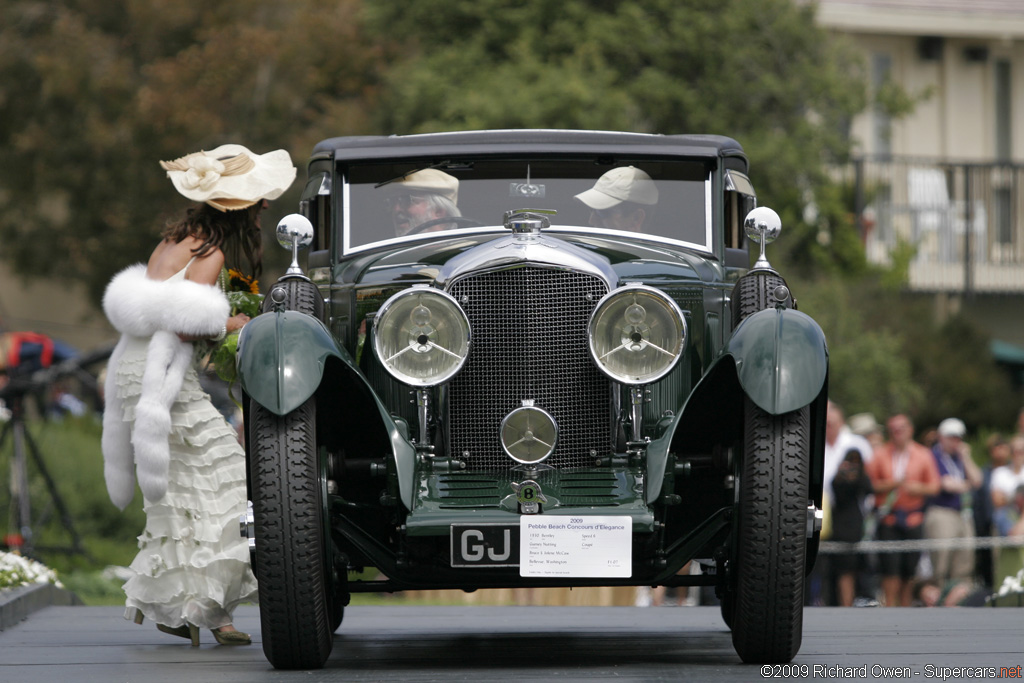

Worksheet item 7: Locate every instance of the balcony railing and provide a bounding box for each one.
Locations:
[834,157,1024,294]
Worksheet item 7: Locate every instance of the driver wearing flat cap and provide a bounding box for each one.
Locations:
[385,169,462,237]
[575,166,658,232]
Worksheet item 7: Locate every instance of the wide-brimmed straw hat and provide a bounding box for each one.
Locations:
[160,144,297,212]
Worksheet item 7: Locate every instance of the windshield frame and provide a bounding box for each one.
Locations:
[338,156,716,257]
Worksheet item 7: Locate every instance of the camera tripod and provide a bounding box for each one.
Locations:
[1,382,88,558]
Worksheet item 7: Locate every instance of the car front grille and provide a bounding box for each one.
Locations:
[446,266,612,471]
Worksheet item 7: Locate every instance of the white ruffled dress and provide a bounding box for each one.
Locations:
[116,266,257,630]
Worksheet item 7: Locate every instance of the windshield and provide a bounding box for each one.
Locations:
[342,157,711,254]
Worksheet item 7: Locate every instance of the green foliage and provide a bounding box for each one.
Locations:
[209,331,242,382]
[797,275,924,417]
[365,0,871,277]
[0,0,387,302]
[874,77,931,119]
[0,417,145,574]
[226,291,264,319]
[60,568,127,606]
[0,0,886,290]
[902,313,1019,431]
[794,272,1019,434]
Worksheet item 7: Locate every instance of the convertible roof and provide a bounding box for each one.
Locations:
[311,130,747,168]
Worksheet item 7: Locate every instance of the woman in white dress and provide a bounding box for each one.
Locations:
[101,144,296,645]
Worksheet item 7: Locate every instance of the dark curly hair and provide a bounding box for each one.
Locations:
[161,203,263,279]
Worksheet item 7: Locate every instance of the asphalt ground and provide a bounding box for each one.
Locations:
[1,596,1022,682]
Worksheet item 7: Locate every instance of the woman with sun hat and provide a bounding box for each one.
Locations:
[101,144,296,646]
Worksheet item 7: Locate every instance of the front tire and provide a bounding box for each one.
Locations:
[263,277,325,319]
[251,399,333,669]
[730,270,792,329]
[731,398,808,663]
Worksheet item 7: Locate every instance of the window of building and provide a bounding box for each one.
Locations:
[872,53,893,159]
[995,59,1012,161]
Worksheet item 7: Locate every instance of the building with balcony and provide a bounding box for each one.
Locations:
[812,0,1024,348]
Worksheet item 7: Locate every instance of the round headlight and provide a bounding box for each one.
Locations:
[500,403,558,464]
[588,285,686,385]
[373,287,471,386]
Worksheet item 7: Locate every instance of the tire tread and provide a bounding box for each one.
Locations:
[731,399,808,663]
[251,401,332,669]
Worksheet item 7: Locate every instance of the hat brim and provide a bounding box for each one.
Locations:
[164,146,296,208]
[206,197,259,212]
[574,188,622,211]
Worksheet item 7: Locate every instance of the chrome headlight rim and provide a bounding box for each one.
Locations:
[372,286,471,387]
[587,284,687,385]
[500,402,559,465]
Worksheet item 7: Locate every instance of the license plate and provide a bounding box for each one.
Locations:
[450,523,520,567]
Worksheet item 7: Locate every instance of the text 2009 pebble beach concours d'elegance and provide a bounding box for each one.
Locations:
[236,130,828,669]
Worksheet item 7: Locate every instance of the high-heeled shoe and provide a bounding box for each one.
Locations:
[156,622,201,647]
[211,627,251,646]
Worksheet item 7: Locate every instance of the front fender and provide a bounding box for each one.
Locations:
[238,310,340,416]
[646,307,827,504]
[238,310,418,510]
[728,307,828,415]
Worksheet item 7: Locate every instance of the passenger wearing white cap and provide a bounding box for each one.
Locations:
[385,168,462,237]
[575,166,658,232]
[924,417,982,583]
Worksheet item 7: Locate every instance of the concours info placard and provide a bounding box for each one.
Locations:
[519,516,631,578]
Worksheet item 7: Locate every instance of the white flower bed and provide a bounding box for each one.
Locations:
[993,567,1024,600]
[0,551,63,592]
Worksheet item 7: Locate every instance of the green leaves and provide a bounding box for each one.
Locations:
[210,291,264,382]
[0,0,880,294]
[0,0,383,301]
[209,331,242,383]
[226,290,263,319]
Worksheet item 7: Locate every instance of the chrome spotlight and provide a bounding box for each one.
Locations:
[500,400,558,464]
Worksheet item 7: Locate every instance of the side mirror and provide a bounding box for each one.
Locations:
[276,214,314,275]
[743,207,782,271]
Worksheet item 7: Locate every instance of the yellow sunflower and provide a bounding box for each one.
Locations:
[227,268,260,294]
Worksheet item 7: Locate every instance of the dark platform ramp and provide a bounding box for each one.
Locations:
[1,604,1021,682]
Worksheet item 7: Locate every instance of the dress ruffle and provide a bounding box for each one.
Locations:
[117,338,257,630]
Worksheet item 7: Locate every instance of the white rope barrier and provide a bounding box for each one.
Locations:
[819,535,1024,554]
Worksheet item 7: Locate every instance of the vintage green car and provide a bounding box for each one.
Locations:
[237,130,828,669]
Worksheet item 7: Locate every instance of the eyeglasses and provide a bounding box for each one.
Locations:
[385,194,429,211]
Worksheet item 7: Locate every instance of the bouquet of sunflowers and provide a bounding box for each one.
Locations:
[209,269,263,382]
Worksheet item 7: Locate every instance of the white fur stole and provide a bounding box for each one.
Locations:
[101,264,229,509]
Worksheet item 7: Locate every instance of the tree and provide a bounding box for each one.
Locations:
[795,272,1019,434]
[0,0,386,302]
[364,0,870,273]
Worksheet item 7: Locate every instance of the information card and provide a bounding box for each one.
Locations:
[519,516,631,578]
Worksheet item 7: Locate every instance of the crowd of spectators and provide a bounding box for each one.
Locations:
[813,403,1024,607]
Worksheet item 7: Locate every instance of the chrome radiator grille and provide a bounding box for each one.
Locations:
[447,267,611,470]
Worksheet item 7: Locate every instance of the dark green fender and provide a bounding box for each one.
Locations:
[237,310,418,509]
[646,306,828,504]
[726,307,828,415]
